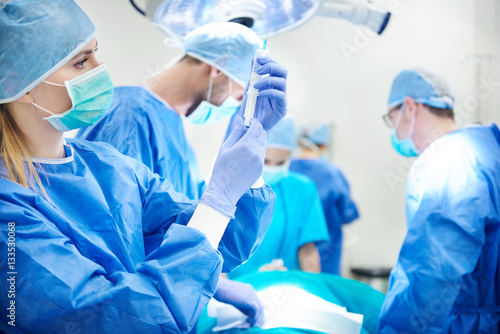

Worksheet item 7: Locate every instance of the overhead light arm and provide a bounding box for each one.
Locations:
[316,0,391,35]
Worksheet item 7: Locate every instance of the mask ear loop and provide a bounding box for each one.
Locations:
[394,104,406,129]
[43,81,66,87]
[32,80,70,117]
[228,77,232,98]
[206,75,213,104]
[395,104,416,139]
[408,113,416,138]
[32,102,57,116]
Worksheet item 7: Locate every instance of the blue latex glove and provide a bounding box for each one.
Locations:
[238,56,288,132]
[214,277,264,327]
[201,116,267,218]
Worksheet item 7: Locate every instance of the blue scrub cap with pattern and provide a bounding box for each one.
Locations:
[0,0,96,103]
[388,68,455,110]
[183,22,263,88]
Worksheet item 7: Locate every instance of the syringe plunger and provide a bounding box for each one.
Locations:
[244,44,270,127]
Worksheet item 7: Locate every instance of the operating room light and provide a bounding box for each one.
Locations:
[130,0,391,39]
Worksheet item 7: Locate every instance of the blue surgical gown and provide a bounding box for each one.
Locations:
[290,159,359,275]
[77,86,202,200]
[228,172,329,278]
[0,139,272,334]
[77,85,275,272]
[378,124,500,333]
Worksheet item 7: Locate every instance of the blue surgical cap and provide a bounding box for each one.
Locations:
[267,118,296,151]
[306,123,331,145]
[388,68,455,110]
[183,22,263,88]
[0,0,96,103]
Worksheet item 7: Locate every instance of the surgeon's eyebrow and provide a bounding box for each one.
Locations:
[72,41,99,59]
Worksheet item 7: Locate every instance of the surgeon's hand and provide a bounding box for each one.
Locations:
[201,116,267,218]
[239,56,287,131]
[214,278,264,327]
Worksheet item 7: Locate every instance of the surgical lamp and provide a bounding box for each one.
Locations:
[129,0,391,39]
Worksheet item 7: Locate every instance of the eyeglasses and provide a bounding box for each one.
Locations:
[382,105,404,128]
[382,111,396,128]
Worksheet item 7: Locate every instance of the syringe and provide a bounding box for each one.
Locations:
[244,39,269,127]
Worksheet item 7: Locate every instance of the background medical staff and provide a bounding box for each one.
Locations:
[0,1,276,332]
[291,123,359,275]
[229,118,330,278]
[378,68,500,333]
[74,0,500,282]
[77,21,288,327]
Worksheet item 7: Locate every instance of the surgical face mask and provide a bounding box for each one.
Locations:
[32,64,114,132]
[263,161,290,184]
[390,104,419,157]
[188,76,240,125]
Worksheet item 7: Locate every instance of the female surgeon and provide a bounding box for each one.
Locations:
[0,1,279,333]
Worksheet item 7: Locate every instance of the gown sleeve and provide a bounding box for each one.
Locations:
[377,143,489,333]
[217,185,275,272]
[0,175,222,334]
[131,154,275,274]
[80,95,275,273]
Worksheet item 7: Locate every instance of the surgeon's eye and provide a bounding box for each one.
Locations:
[75,58,89,69]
